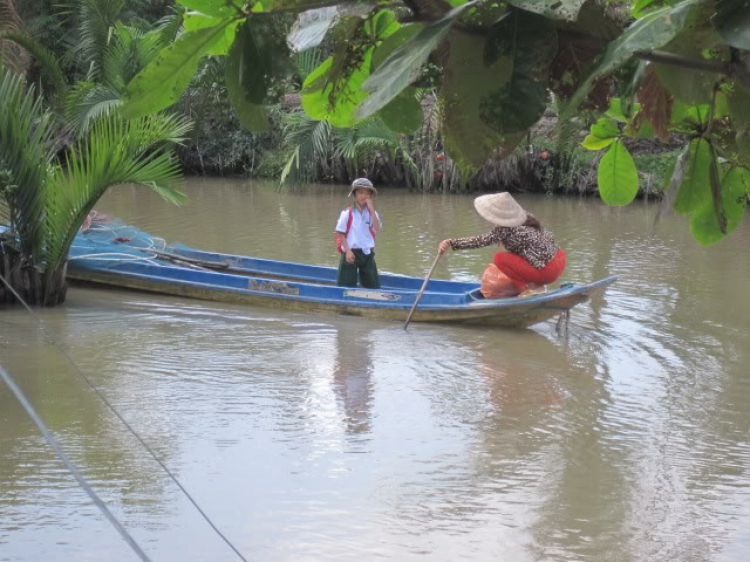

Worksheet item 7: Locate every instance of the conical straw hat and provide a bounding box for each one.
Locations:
[473,192,527,227]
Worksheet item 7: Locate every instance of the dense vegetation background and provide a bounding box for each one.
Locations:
[1,0,681,196]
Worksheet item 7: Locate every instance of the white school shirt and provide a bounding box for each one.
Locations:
[334,206,382,255]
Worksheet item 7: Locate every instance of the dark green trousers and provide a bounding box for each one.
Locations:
[337,249,380,288]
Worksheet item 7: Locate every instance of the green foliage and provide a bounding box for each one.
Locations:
[279,110,416,186]
[481,11,555,134]
[598,139,639,206]
[582,118,620,150]
[176,0,243,18]
[564,0,701,118]
[0,69,187,303]
[712,0,750,50]
[690,166,749,245]
[121,19,235,118]
[441,29,514,166]
[673,137,713,214]
[358,2,477,119]
[302,9,400,127]
[49,0,750,247]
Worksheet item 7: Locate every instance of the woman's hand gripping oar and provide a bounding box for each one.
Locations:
[404,248,445,331]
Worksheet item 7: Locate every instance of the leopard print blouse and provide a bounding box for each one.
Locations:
[449,224,560,270]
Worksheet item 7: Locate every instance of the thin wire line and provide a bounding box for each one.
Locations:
[0,271,249,562]
[0,366,152,562]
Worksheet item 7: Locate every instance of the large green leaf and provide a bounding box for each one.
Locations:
[654,141,690,225]
[287,7,338,52]
[712,0,750,50]
[226,22,269,131]
[235,18,295,105]
[259,0,346,9]
[176,0,243,18]
[670,102,709,133]
[582,118,620,150]
[725,81,750,131]
[441,30,515,166]
[690,166,749,245]
[654,19,723,105]
[506,0,586,21]
[632,0,665,18]
[674,137,713,214]
[378,88,422,134]
[183,12,241,55]
[564,0,701,117]
[597,139,639,206]
[120,21,234,119]
[302,10,399,127]
[655,64,715,105]
[357,1,479,120]
[481,10,556,135]
[371,24,423,69]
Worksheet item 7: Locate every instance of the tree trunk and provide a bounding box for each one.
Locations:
[0,242,67,306]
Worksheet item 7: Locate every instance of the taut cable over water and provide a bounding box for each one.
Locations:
[0,365,152,562]
[0,271,250,562]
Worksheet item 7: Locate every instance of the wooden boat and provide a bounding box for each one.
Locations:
[66,221,617,328]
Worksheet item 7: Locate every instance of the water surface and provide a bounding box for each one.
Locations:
[1,179,749,561]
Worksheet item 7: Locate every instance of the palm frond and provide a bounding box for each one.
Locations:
[0,0,30,75]
[295,48,323,81]
[43,114,185,272]
[0,31,68,102]
[77,0,126,81]
[0,69,56,259]
[65,81,122,134]
[280,112,333,185]
[335,127,359,161]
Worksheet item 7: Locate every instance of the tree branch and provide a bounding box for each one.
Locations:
[636,50,750,92]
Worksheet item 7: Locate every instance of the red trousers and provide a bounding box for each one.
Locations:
[493,249,567,290]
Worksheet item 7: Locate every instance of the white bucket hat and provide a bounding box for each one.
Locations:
[473,192,527,227]
[348,177,378,197]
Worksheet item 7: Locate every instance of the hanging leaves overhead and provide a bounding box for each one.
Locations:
[176,0,244,18]
[712,0,750,51]
[106,0,750,247]
[563,0,703,117]
[690,166,750,245]
[637,65,673,142]
[598,139,639,206]
[302,10,400,128]
[441,29,514,167]
[120,20,235,118]
[674,137,714,214]
[481,10,556,135]
[357,1,479,120]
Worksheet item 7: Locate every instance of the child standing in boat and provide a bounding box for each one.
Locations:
[335,178,383,288]
[438,192,566,298]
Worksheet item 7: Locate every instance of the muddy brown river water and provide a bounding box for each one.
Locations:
[1,178,749,561]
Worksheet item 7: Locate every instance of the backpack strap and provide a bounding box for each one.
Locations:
[345,206,353,235]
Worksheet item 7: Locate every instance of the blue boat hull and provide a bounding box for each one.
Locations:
[66,222,617,328]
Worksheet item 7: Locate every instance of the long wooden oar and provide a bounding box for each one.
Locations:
[404,252,442,331]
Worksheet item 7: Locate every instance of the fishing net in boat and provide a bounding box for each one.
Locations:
[67,212,170,265]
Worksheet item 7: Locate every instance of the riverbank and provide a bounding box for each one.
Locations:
[175,95,681,199]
